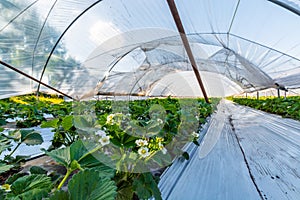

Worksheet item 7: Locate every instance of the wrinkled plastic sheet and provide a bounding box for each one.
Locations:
[158,99,300,199]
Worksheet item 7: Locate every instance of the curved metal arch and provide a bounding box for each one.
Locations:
[267,0,300,16]
[93,48,189,98]
[86,30,299,97]
[91,45,188,93]
[112,66,180,97]
[31,0,58,74]
[229,33,300,62]
[94,48,137,88]
[0,0,40,33]
[88,31,225,94]
[79,48,137,100]
[36,0,104,96]
[85,31,227,64]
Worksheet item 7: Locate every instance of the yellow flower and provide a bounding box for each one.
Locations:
[1,184,11,192]
[156,137,164,143]
[106,114,115,124]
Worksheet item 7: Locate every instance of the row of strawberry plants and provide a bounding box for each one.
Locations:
[0,94,72,128]
[231,96,300,121]
[0,96,214,199]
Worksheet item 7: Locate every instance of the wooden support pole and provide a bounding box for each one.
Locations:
[166,0,210,103]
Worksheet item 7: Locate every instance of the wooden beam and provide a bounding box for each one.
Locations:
[166,0,210,103]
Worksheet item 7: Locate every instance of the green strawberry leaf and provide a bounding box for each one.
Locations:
[7,174,52,200]
[68,169,117,200]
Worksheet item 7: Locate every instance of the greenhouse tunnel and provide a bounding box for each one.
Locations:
[0,0,300,199]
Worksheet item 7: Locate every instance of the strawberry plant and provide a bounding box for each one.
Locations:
[231,96,300,120]
[41,116,78,148]
[0,96,215,200]
[0,129,44,185]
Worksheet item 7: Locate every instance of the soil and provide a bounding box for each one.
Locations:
[0,167,23,185]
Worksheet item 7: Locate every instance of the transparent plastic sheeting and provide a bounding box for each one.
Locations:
[158,100,300,199]
[1,0,300,99]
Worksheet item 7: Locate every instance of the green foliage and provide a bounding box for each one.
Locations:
[2,140,116,199]
[0,94,72,128]
[133,173,162,200]
[41,116,78,148]
[62,116,74,131]
[6,174,52,200]
[232,96,300,120]
[43,140,115,190]
[30,166,47,175]
[68,169,117,200]
[41,118,59,129]
[0,96,216,200]
[0,163,13,174]
[49,190,69,200]
[0,129,43,174]
[42,146,71,167]
[19,130,43,146]
[0,135,12,155]
[43,140,113,172]
[182,152,190,160]
[4,129,43,153]
[15,105,46,128]
[5,172,28,185]
[0,119,6,126]
[0,189,5,199]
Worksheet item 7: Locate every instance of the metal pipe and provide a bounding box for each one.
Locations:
[36,0,103,95]
[0,60,74,99]
[166,0,210,103]
[267,0,300,16]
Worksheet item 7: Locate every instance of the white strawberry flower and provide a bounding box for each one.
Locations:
[138,147,150,158]
[135,139,148,147]
[99,135,110,146]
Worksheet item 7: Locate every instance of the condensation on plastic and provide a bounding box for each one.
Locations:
[0,0,300,99]
[158,99,300,199]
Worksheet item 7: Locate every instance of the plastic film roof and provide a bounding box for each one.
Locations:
[1,0,300,99]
